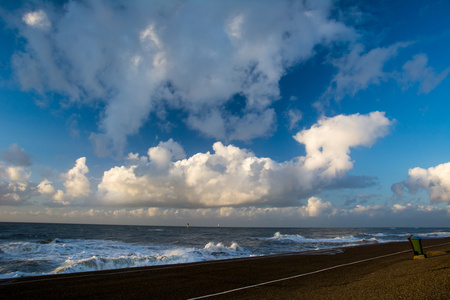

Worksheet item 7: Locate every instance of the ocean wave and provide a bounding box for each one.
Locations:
[52,253,183,274]
[0,239,250,278]
[418,231,450,238]
[50,241,248,274]
[1,242,43,254]
[373,233,387,237]
[368,231,450,239]
[203,242,243,252]
[267,232,362,244]
[359,237,379,243]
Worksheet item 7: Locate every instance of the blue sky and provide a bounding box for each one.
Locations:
[0,0,449,227]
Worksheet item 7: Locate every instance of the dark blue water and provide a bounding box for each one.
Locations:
[1,222,448,279]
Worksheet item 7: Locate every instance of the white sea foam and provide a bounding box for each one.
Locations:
[53,254,177,274]
[368,231,450,240]
[268,232,361,244]
[360,237,379,243]
[1,242,43,254]
[49,241,247,275]
[0,239,248,279]
[373,233,387,237]
[419,231,450,238]
[204,242,242,252]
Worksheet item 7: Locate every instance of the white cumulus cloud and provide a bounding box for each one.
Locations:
[97,111,392,208]
[63,157,91,199]
[37,157,91,205]
[37,179,56,195]
[301,197,334,217]
[37,179,67,205]
[294,111,392,178]
[393,162,450,203]
[147,139,186,169]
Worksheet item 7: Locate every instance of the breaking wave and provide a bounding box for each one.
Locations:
[0,239,247,279]
[268,232,363,244]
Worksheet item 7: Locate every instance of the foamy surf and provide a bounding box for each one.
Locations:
[268,232,363,244]
[1,223,449,279]
[0,239,248,279]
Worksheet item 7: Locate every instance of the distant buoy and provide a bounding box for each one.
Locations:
[187,222,189,229]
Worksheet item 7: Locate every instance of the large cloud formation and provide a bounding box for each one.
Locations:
[0,112,392,210]
[1,112,391,208]
[97,111,392,207]
[8,0,356,155]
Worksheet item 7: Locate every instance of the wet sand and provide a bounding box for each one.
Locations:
[1,238,449,299]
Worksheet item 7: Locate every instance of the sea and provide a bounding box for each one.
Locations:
[0,222,449,279]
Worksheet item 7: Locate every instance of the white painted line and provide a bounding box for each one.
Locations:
[187,242,450,300]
